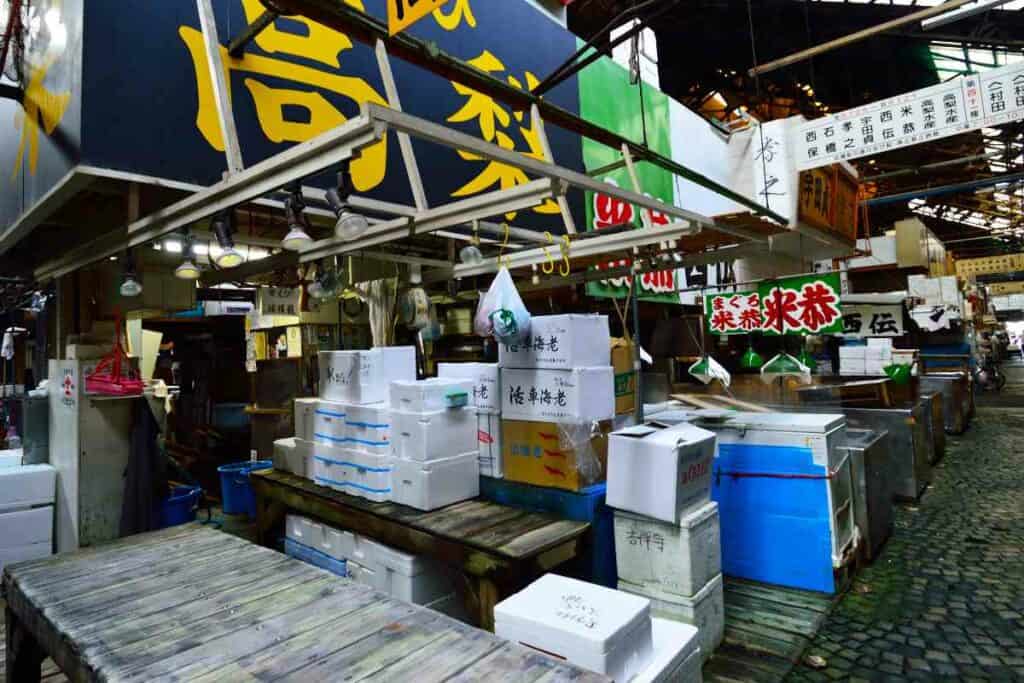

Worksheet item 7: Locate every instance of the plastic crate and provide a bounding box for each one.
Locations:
[284,538,348,577]
[479,477,615,587]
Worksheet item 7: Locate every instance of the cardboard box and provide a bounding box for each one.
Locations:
[477,410,503,478]
[499,314,611,369]
[318,347,416,404]
[501,367,615,424]
[502,419,612,492]
[611,338,637,416]
[390,378,473,413]
[607,421,717,524]
[437,363,501,412]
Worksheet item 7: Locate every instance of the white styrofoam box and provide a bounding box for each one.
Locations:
[0,542,51,573]
[294,397,319,441]
[501,367,615,424]
[495,574,653,683]
[0,465,55,512]
[318,347,416,404]
[866,338,893,349]
[345,403,392,454]
[391,452,479,511]
[607,421,717,525]
[312,445,395,502]
[477,409,503,478]
[620,573,724,663]
[632,618,701,683]
[272,438,313,477]
[0,506,53,549]
[614,502,720,600]
[375,543,454,605]
[498,315,611,370]
[838,346,866,360]
[864,361,888,376]
[323,526,355,562]
[390,378,474,413]
[391,407,477,462]
[351,532,383,567]
[312,400,348,445]
[864,346,892,361]
[0,450,23,468]
[286,514,313,545]
[346,559,387,592]
[437,362,501,412]
[840,359,866,376]
[908,275,941,304]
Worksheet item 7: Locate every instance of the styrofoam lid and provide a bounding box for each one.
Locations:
[708,411,845,433]
[494,574,650,655]
[612,421,715,447]
[632,618,700,683]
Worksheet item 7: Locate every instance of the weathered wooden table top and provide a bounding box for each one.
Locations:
[2,524,608,682]
[253,470,590,561]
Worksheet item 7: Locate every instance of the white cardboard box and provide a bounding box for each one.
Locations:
[0,542,51,573]
[391,408,477,462]
[294,397,319,441]
[312,400,348,444]
[621,573,724,663]
[0,465,55,512]
[614,503,721,599]
[390,378,474,413]
[633,618,702,683]
[495,574,653,683]
[499,315,611,370]
[607,422,717,525]
[345,403,392,454]
[391,452,479,511]
[319,347,416,404]
[437,363,501,412]
[0,506,52,549]
[501,367,615,424]
[477,409,503,478]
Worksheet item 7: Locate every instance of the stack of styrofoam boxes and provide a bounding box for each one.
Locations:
[0,464,56,572]
[389,378,480,510]
[495,574,703,682]
[606,420,723,663]
[438,363,502,478]
[865,338,893,376]
[839,345,866,376]
[285,514,458,614]
[500,315,616,492]
[272,437,313,478]
[310,347,417,502]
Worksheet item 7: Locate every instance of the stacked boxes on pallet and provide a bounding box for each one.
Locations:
[499,315,616,492]
[0,464,56,572]
[607,421,724,662]
[437,362,503,478]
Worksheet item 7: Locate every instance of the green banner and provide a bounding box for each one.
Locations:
[758,273,843,336]
[705,291,761,335]
[578,51,678,303]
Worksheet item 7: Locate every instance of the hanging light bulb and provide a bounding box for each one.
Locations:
[211,211,244,268]
[120,250,142,297]
[282,188,313,250]
[460,244,483,265]
[325,166,369,240]
[174,233,201,280]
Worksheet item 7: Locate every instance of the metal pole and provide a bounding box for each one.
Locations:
[748,0,981,77]
[196,0,245,175]
[631,273,644,424]
[227,9,279,57]
[862,171,1024,207]
[860,152,1000,182]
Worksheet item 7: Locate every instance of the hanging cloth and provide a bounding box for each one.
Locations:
[119,399,167,536]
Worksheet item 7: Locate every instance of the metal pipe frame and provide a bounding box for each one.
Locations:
[227,9,280,57]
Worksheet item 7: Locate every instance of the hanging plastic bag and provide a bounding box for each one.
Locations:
[688,355,731,388]
[759,352,811,385]
[474,267,532,344]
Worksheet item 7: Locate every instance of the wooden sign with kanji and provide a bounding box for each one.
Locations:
[388,0,449,36]
[705,291,762,335]
[759,273,843,336]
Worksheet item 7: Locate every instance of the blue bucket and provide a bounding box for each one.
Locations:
[157,485,201,528]
[218,460,272,517]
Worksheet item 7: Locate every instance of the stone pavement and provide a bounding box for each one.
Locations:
[787,408,1024,682]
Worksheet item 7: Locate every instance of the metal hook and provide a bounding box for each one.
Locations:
[542,232,556,275]
[559,234,571,277]
[498,222,512,269]
[472,219,480,246]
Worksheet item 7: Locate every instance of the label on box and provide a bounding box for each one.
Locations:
[499,315,609,369]
[502,368,614,423]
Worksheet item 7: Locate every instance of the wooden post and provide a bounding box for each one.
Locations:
[5,606,44,683]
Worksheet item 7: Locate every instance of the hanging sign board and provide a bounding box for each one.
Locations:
[840,304,904,338]
[388,0,449,36]
[259,287,301,316]
[955,252,1024,278]
[705,291,761,335]
[759,273,843,336]
[798,165,859,242]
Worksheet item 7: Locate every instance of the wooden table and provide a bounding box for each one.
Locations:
[251,470,591,631]
[3,524,607,682]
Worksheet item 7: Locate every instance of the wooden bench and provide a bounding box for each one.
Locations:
[251,470,591,631]
[2,524,607,682]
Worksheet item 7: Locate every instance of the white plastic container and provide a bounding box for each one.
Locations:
[495,574,653,683]
[376,543,454,605]
[621,573,724,663]
[391,407,477,462]
[391,452,479,511]
[312,400,348,445]
[498,314,610,370]
[344,403,392,454]
[477,409,503,478]
[318,347,416,404]
[0,506,53,549]
[294,397,319,441]
[437,362,501,412]
[501,367,615,424]
[390,378,473,413]
[632,618,702,683]
[614,502,721,599]
[0,464,55,512]
[607,421,717,524]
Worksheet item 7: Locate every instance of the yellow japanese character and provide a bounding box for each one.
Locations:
[179,20,388,192]
[240,0,364,68]
[447,51,510,142]
[433,0,476,31]
[12,55,71,180]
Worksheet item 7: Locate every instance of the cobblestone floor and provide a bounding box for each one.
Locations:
[786,408,1024,682]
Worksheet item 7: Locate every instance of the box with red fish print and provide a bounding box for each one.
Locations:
[501,419,613,492]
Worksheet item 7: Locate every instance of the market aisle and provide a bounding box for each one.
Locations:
[787,408,1024,681]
